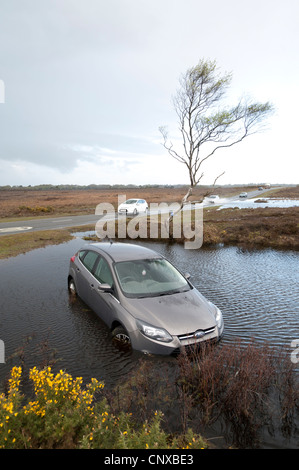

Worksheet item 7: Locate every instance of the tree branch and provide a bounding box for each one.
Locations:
[159,59,274,192]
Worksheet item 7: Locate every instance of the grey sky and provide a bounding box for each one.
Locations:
[0,0,298,186]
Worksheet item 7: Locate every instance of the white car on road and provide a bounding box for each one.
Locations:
[118,198,148,215]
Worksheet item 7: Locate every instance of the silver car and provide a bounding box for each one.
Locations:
[68,242,224,355]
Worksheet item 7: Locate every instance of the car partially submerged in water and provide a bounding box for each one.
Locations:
[68,242,224,355]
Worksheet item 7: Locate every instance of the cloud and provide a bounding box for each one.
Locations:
[0,0,298,185]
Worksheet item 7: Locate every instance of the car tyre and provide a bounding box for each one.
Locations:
[68,277,77,295]
[112,326,131,345]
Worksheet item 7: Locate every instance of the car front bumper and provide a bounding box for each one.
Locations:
[129,325,223,356]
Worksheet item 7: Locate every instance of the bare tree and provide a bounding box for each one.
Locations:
[160,59,274,208]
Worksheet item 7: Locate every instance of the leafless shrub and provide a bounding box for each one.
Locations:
[106,340,298,448]
[176,340,298,447]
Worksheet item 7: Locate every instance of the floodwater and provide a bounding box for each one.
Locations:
[0,236,298,446]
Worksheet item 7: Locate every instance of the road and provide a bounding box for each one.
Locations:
[0,214,101,236]
[0,187,279,236]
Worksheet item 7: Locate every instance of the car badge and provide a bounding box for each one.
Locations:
[194,330,205,339]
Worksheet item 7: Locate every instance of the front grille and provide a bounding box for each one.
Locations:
[178,326,216,342]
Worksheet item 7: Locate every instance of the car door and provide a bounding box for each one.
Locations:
[75,250,99,303]
[88,255,117,326]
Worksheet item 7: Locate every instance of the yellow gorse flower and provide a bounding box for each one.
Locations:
[0,366,105,448]
[22,366,104,416]
[1,366,104,420]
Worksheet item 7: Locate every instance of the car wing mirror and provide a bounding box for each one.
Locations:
[184,273,191,280]
[98,283,113,293]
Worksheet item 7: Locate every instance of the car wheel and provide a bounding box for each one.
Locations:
[68,277,77,295]
[112,326,131,345]
[133,208,138,215]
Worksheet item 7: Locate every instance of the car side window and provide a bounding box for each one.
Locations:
[94,256,113,286]
[81,250,99,273]
[79,250,87,260]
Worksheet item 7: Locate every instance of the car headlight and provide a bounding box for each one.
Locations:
[209,302,223,330]
[215,307,223,329]
[136,320,173,343]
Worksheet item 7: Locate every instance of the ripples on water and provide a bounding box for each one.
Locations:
[156,244,299,350]
[0,238,298,391]
[0,239,143,388]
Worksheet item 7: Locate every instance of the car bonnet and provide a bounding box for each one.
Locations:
[122,288,216,336]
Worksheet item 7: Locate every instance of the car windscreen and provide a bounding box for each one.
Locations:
[114,258,191,298]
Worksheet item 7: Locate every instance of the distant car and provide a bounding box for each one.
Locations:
[207,195,220,204]
[239,192,248,198]
[118,198,148,215]
[68,242,224,355]
[258,187,264,191]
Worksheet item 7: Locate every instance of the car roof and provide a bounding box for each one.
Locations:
[86,242,162,262]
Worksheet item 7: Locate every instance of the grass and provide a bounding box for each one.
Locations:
[0,185,269,218]
[0,229,74,259]
[203,206,299,249]
[89,205,299,250]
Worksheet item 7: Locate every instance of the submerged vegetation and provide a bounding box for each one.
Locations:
[107,342,299,448]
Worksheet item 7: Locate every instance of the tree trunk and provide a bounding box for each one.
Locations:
[165,186,193,237]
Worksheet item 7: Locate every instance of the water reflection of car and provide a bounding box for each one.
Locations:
[239,192,248,198]
[118,198,148,215]
[68,242,224,355]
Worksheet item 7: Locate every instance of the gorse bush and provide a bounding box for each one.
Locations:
[18,205,54,214]
[0,366,207,449]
